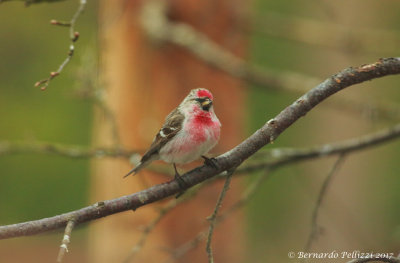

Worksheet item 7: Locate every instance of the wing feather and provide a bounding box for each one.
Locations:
[140,108,184,163]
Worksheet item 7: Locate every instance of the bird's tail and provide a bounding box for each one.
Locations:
[123,159,151,178]
[123,167,138,178]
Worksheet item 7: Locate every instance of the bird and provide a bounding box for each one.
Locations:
[124,88,221,186]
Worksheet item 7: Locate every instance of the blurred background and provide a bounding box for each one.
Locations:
[0,0,399,262]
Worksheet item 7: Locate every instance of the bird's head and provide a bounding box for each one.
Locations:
[183,88,214,113]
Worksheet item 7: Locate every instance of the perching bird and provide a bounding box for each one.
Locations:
[124,88,221,184]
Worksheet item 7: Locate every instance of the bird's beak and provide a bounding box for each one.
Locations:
[201,99,212,111]
[202,99,212,107]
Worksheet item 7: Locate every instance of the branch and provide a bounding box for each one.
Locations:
[56,218,76,263]
[122,184,205,263]
[206,169,235,263]
[34,0,86,90]
[1,58,400,239]
[1,119,399,172]
[304,155,346,252]
[240,122,400,173]
[0,141,135,158]
[165,170,272,262]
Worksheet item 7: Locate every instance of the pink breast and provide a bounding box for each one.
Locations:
[190,113,220,142]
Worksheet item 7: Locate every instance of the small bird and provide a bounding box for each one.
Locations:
[124,88,221,185]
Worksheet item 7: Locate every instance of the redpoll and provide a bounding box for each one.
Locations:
[124,88,221,183]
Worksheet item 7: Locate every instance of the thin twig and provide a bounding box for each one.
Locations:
[34,0,87,90]
[164,232,207,263]
[0,58,399,240]
[206,169,235,263]
[0,140,136,158]
[239,122,400,174]
[123,185,205,263]
[123,201,179,263]
[304,154,346,252]
[165,170,271,263]
[56,218,76,263]
[1,121,399,172]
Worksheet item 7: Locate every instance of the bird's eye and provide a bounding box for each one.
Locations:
[194,98,206,103]
[195,97,211,111]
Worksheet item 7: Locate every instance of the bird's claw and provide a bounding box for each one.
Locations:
[174,172,188,198]
[201,155,219,169]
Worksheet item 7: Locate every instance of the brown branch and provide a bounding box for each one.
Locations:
[2,115,399,162]
[56,219,76,263]
[165,170,272,262]
[0,58,400,240]
[122,185,204,263]
[205,169,235,263]
[0,141,135,159]
[34,0,86,90]
[304,155,346,252]
[1,119,399,172]
[240,122,400,173]
[123,201,180,263]
[163,232,206,263]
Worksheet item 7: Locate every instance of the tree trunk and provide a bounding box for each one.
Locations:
[89,1,247,262]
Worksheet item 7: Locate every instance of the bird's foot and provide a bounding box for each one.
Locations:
[174,172,188,188]
[174,173,188,198]
[173,164,188,198]
[201,155,219,169]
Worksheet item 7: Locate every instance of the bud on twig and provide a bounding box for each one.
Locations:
[50,72,60,77]
[72,32,80,42]
[50,19,71,27]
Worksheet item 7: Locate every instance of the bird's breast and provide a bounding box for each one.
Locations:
[187,113,220,143]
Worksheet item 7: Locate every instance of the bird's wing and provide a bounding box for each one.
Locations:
[140,108,184,163]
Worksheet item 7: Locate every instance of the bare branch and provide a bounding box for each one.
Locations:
[163,232,206,263]
[122,185,204,263]
[0,141,135,159]
[0,58,399,240]
[1,120,399,173]
[166,170,271,262]
[240,122,400,173]
[57,218,76,263]
[34,0,87,90]
[304,155,346,252]
[206,169,235,263]
[123,201,180,263]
